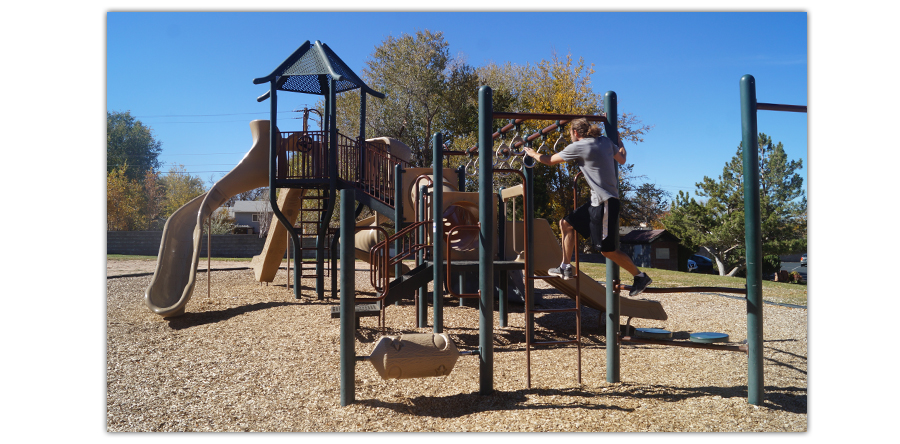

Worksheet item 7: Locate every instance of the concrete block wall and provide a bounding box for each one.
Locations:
[107,231,326,258]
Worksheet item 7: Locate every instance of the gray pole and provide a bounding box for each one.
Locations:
[339,187,356,406]
[477,86,494,395]
[432,133,445,333]
[604,91,621,383]
[740,74,764,405]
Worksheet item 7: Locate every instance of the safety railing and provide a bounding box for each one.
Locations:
[277,130,409,209]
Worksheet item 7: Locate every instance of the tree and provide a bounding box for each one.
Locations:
[331,30,479,167]
[159,164,206,219]
[662,133,807,276]
[107,163,147,231]
[623,182,671,228]
[143,170,165,230]
[478,52,654,240]
[107,110,162,181]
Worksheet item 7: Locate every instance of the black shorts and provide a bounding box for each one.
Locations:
[563,198,620,253]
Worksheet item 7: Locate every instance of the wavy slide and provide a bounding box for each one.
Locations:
[145,120,272,317]
[523,218,668,321]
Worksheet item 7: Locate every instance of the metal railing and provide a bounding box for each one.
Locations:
[277,130,409,209]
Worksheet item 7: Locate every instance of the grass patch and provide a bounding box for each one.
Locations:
[577,259,807,307]
[108,255,807,307]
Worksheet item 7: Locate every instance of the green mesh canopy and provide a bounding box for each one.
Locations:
[253,40,383,98]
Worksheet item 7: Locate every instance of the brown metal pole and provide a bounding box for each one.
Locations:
[757,103,807,113]
[208,216,211,298]
[287,229,290,290]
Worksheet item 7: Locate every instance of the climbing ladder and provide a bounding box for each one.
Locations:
[294,186,333,281]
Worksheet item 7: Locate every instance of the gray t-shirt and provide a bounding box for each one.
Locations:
[557,136,619,206]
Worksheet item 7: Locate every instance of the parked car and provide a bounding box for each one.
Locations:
[687,254,714,273]
[800,253,807,267]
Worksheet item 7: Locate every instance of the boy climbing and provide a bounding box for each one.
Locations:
[523,118,652,296]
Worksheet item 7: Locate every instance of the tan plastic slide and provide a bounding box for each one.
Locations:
[501,185,667,321]
[144,120,272,317]
[249,188,308,282]
[523,219,668,321]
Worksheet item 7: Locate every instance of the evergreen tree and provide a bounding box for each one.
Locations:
[663,133,807,276]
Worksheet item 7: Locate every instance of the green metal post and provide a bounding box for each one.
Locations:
[740,74,764,405]
[268,79,301,299]
[478,86,494,395]
[497,188,507,327]
[394,164,404,286]
[432,133,445,332]
[418,184,428,327]
[339,187,356,406]
[524,154,535,341]
[604,91,621,383]
[317,78,339,300]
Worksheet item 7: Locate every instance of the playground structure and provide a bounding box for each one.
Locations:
[144,41,805,408]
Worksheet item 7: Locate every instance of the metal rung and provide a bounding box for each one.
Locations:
[529,274,578,280]
[532,339,580,346]
[532,307,579,314]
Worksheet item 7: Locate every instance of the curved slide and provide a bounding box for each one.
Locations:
[145,120,272,317]
[524,218,668,321]
[249,187,308,283]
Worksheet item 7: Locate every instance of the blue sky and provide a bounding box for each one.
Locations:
[107,11,807,201]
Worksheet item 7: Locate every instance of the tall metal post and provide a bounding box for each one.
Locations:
[317,78,339,300]
[394,164,404,285]
[477,86,494,395]
[604,91,621,383]
[268,79,301,298]
[418,184,428,327]
[432,133,445,332]
[524,159,535,339]
[339,187,356,406]
[740,74,764,405]
[497,188,507,327]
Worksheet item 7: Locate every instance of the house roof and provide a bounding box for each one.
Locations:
[232,201,273,213]
[619,229,679,244]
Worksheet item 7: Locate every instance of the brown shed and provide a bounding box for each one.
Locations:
[619,229,681,271]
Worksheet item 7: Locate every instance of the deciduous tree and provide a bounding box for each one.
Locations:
[107,164,147,231]
[160,164,206,219]
[107,110,162,181]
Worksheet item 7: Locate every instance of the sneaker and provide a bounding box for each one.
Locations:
[629,273,652,296]
[548,266,565,279]
[548,264,574,280]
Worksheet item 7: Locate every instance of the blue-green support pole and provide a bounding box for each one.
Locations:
[339,187,356,406]
[604,91,621,383]
[524,158,535,339]
[432,133,445,333]
[497,188,508,327]
[418,184,428,326]
[477,86,494,395]
[740,74,764,406]
[394,164,404,288]
[317,78,338,301]
[268,79,302,299]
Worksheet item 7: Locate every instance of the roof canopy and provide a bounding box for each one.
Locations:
[253,40,384,101]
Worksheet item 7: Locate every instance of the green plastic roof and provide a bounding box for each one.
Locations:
[253,40,383,99]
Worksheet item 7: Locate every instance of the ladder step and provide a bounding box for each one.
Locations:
[531,339,581,346]
[532,307,579,314]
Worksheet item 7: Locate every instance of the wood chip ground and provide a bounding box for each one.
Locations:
[107,260,807,432]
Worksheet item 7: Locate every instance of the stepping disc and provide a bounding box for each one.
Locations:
[635,328,673,340]
[690,332,729,343]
